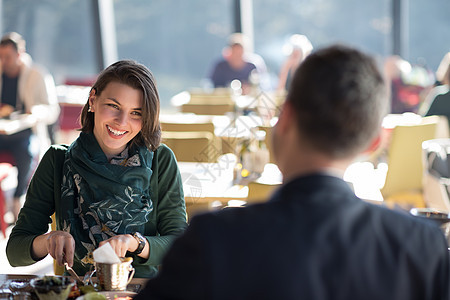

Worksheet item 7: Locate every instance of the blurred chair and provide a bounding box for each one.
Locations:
[181,103,235,115]
[422,138,450,213]
[180,89,235,115]
[381,115,449,208]
[188,89,234,105]
[161,120,215,134]
[246,181,280,204]
[162,131,221,163]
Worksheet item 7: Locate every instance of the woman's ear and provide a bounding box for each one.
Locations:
[88,88,96,110]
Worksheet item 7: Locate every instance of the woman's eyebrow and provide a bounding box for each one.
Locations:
[107,97,142,110]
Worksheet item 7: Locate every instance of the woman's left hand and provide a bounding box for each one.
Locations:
[99,234,137,258]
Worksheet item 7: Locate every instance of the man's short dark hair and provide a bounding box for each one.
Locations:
[287,44,388,158]
[0,32,26,53]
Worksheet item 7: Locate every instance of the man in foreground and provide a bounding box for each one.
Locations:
[135,45,450,299]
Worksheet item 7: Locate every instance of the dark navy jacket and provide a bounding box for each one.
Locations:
[135,174,450,300]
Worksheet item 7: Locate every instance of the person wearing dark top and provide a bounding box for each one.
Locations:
[134,45,450,300]
[424,60,450,124]
[425,90,450,122]
[209,33,263,95]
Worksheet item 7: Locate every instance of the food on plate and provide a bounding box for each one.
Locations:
[79,285,97,295]
[68,284,81,299]
[83,292,107,300]
[30,275,76,300]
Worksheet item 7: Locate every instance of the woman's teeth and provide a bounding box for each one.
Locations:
[107,125,126,136]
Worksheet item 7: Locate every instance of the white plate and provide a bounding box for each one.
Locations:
[76,291,137,300]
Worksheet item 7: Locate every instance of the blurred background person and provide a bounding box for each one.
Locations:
[277,34,313,92]
[421,52,450,124]
[383,55,435,114]
[419,52,450,114]
[208,33,269,95]
[0,32,59,222]
[435,52,450,87]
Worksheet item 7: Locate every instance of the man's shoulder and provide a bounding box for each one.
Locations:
[363,202,446,244]
[189,202,275,233]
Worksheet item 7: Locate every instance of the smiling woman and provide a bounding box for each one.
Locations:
[6,60,188,279]
[88,81,144,161]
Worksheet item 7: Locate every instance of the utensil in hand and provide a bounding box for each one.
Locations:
[64,262,84,286]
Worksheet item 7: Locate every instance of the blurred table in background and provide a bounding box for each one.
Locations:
[0,114,36,136]
[170,88,284,120]
[179,154,282,219]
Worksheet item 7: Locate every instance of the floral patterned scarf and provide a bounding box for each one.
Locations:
[60,132,153,268]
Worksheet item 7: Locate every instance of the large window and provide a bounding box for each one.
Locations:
[1,0,449,110]
[1,0,98,85]
[252,0,450,82]
[253,0,390,76]
[113,0,233,111]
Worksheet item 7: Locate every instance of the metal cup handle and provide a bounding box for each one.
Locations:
[89,269,97,286]
[127,266,135,286]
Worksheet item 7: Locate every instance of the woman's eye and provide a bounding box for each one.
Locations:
[107,103,119,109]
[132,111,142,117]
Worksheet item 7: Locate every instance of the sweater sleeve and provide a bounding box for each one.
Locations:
[141,144,188,266]
[6,146,64,266]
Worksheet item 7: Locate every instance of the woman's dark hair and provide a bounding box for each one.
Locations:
[79,59,161,151]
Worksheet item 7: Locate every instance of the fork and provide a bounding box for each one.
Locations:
[64,262,84,286]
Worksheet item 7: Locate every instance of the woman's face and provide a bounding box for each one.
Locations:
[89,81,143,160]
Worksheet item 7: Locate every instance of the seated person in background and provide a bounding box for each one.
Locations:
[384,55,434,114]
[435,52,450,87]
[277,34,313,92]
[7,60,188,278]
[419,52,450,118]
[423,58,450,123]
[134,45,450,299]
[0,32,59,222]
[209,33,268,94]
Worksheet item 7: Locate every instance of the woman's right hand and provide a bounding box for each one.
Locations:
[46,231,76,267]
[32,230,75,267]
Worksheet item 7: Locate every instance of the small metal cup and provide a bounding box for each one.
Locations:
[92,257,135,291]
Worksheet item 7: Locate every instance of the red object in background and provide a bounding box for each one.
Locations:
[64,77,97,87]
[0,162,13,238]
[59,104,83,131]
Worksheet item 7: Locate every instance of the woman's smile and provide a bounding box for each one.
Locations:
[106,125,128,137]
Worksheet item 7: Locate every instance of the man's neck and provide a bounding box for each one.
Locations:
[3,64,21,78]
[279,150,352,183]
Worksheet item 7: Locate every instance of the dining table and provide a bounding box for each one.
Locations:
[0,114,37,136]
[0,273,148,299]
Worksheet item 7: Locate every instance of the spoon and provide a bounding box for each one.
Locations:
[64,262,84,286]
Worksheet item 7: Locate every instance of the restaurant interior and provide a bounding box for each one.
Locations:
[0,0,450,286]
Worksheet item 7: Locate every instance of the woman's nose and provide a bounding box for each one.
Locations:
[115,110,128,125]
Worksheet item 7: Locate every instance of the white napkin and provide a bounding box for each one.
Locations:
[93,242,122,264]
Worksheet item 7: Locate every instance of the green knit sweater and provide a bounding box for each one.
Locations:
[6,143,187,278]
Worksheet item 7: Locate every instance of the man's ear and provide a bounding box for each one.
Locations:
[277,100,295,133]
